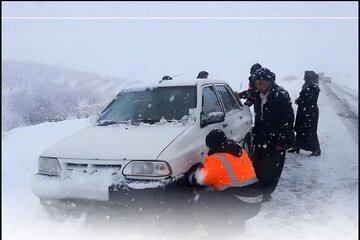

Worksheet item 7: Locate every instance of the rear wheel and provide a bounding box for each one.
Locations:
[241,132,253,158]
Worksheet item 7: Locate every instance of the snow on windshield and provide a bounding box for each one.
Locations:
[97,86,197,124]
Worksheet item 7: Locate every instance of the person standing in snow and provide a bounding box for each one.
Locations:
[288,71,321,156]
[188,129,262,237]
[251,67,296,201]
[235,63,262,106]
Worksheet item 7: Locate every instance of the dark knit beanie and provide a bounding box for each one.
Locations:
[253,67,276,82]
[205,129,227,150]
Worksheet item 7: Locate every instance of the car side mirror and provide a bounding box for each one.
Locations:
[200,111,225,128]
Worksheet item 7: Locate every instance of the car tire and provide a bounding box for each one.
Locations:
[241,132,253,158]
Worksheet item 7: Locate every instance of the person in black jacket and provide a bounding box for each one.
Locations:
[236,63,262,106]
[288,71,321,156]
[251,67,296,201]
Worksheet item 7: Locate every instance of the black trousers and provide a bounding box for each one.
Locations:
[194,188,262,239]
[251,150,286,196]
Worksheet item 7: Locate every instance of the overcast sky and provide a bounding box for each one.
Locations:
[2,1,359,90]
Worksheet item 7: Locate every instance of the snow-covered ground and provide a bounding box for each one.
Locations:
[2,80,358,240]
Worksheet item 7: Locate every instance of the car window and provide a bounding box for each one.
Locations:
[97,86,197,123]
[226,85,243,107]
[215,85,240,112]
[202,86,223,115]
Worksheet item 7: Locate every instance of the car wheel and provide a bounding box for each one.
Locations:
[241,132,253,157]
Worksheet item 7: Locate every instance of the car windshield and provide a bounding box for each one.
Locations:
[97,86,197,125]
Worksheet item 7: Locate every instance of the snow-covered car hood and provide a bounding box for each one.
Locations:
[42,124,190,160]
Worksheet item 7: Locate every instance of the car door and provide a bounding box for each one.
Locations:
[214,84,252,142]
[195,84,227,161]
[201,84,228,131]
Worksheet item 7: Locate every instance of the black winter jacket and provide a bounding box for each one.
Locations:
[252,83,296,152]
[294,84,320,132]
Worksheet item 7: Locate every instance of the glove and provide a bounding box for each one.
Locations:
[244,99,254,107]
[187,164,203,186]
[238,90,251,99]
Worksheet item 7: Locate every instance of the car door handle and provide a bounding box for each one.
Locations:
[223,123,228,128]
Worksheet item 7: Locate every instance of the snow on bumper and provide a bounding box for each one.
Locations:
[31,172,176,202]
[31,174,110,201]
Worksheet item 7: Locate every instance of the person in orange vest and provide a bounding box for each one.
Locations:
[190,129,262,199]
[188,129,263,238]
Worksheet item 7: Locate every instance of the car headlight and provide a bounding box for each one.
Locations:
[123,161,172,179]
[38,157,61,176]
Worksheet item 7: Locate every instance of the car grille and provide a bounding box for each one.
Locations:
[65,162,122,174]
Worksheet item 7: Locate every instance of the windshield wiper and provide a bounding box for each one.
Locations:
[96,120,120,126]
[132,119,160,124]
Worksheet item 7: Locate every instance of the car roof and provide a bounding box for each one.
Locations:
[121,79,230,92]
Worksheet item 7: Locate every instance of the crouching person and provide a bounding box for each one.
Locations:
[188,129,263,239]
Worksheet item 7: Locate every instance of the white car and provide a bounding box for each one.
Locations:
[31,78,253,205]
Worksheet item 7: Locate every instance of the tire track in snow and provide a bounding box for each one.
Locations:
[334,83,359,101]
[320,81,358,144]
[261,153,333,225]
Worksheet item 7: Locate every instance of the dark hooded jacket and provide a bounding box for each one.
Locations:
[294,78,320,151]
[252,83,296,152]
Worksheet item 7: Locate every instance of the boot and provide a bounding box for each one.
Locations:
[262,193,272,202]
[309,149,321,157]
[287,147,300,154]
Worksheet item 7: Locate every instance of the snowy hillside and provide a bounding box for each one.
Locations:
[2,79,358,240]
[2,61,128,131]
[2,61,127,94]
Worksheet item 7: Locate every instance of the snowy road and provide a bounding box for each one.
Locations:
[241,80,358,240]
[321,81,358,143]
[2,80,358,240]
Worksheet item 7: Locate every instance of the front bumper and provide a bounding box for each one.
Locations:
[31,173,192,204]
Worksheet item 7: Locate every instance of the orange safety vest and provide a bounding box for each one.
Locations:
[197,151,258,190]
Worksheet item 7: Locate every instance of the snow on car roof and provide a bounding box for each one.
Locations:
[120,79,229,92]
